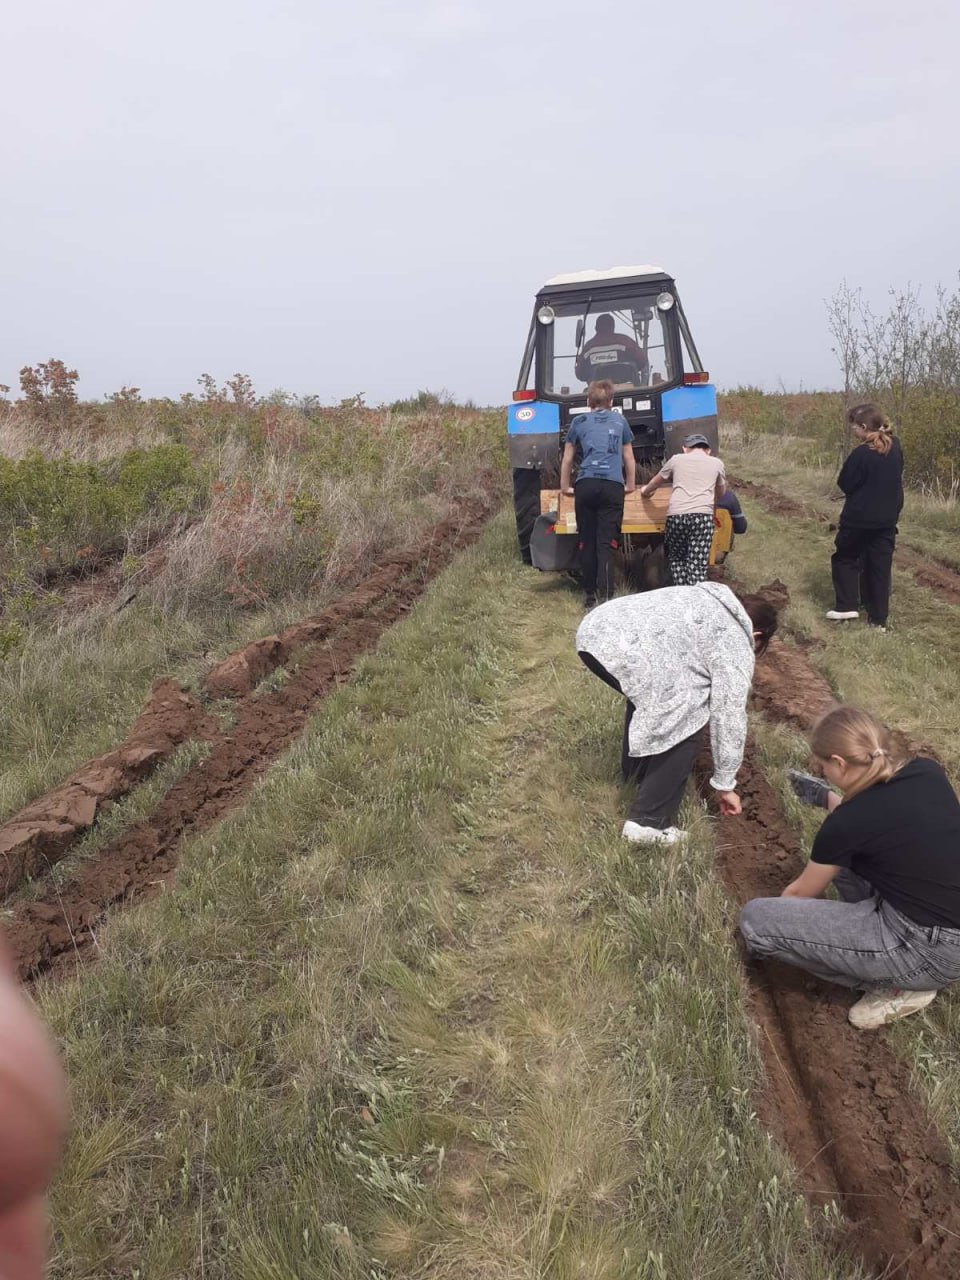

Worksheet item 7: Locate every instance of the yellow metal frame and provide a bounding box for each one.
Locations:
[538,489,735,565]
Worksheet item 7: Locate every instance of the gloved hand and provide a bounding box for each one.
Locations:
[786,769,833,809]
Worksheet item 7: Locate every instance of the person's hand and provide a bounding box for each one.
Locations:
[625,481,636,494]
[638,485,650,499]
[0,938,67,1280]
[717,790,742,816]
[562,486,575,497]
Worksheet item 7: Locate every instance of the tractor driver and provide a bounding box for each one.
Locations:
[576,314,650,387]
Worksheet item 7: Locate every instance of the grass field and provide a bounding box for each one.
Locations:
[36,516,862,1279]
[0,402,504,823]
[8,406,960,1277]
[722,425,960,570]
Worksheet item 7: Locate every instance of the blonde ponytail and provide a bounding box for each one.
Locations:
[810,706,907,800]
[848,402,895,455]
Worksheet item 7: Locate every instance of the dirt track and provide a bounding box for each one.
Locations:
[696,628,960,1277]
[3,497,495,980]
[730,474,960,608]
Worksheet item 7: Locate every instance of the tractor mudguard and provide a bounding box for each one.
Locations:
[512,469,542,564]
[530,511,579,572]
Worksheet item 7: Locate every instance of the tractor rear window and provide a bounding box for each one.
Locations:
[542,298,673,396]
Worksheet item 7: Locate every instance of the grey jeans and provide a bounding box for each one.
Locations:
[739,870,960,991]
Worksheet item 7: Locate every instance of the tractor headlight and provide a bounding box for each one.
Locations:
[656,291,675,312]
[537,305,556,325]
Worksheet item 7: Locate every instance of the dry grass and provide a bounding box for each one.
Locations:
[0,402,169,461]
[0,403,504,821]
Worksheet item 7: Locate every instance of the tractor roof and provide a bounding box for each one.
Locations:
[540,265,673,293]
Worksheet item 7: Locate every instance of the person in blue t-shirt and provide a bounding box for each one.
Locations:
[561,379,636,609]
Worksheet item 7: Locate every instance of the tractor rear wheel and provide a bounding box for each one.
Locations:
[512,468,541,565]
[621,537,668,592]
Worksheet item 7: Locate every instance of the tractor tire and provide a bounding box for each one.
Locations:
[640,543,668,590]
[512,468,542,565]
[623,540,668,592]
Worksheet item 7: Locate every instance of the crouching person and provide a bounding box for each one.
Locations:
[740,706,960,1030]
[576,582,779,843]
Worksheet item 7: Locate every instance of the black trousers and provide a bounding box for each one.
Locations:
[578,651,702,829]
[574,479,624,601]
[831,524,896,625]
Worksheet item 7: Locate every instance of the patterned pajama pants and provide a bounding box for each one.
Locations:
[664,513,714,585]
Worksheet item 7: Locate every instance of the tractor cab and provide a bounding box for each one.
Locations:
[507,265,728,578]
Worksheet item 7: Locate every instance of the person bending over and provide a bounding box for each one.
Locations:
[576,582,779,843]
[640,434,726,584]
[561,379,636,610]
[740,705,960,1029]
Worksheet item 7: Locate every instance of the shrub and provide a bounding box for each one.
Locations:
[825,277,960,488]
[18,358,79,423]
[0,444,206,593]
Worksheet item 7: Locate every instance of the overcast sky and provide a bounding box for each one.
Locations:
[2,0,958,405]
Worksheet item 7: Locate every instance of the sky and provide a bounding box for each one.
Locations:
[2,0,959,405]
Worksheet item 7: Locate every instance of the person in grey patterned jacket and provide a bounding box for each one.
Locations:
[576,582,779,843]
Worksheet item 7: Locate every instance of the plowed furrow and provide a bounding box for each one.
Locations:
[4,498,496,981]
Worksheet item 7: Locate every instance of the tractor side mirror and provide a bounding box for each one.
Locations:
[575,319,584,349]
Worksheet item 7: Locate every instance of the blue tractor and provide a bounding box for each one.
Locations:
[508,265,730,585]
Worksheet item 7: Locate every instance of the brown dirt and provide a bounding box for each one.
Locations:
[693,627,960,1277]
[730,474,960,608]
[0,681,210,894]
[4,496,497,979]
[750,636,836,730]
[895,545,960,607]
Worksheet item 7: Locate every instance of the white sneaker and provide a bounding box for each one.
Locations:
[621,821,687,845]
[825,609,859,621]
[848,987,937,1030]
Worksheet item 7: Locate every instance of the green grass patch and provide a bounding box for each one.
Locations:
[725,492,960,773]
[40,516,859,1278]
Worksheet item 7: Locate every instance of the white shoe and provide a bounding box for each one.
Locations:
[848,987,937,1030]
[621,821,687,845]
[825,609,859,621]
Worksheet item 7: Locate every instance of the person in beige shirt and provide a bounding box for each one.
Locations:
[640,434,726,584]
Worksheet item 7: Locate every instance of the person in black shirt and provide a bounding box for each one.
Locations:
[826,403,904,630]
[740,705,960,1029]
